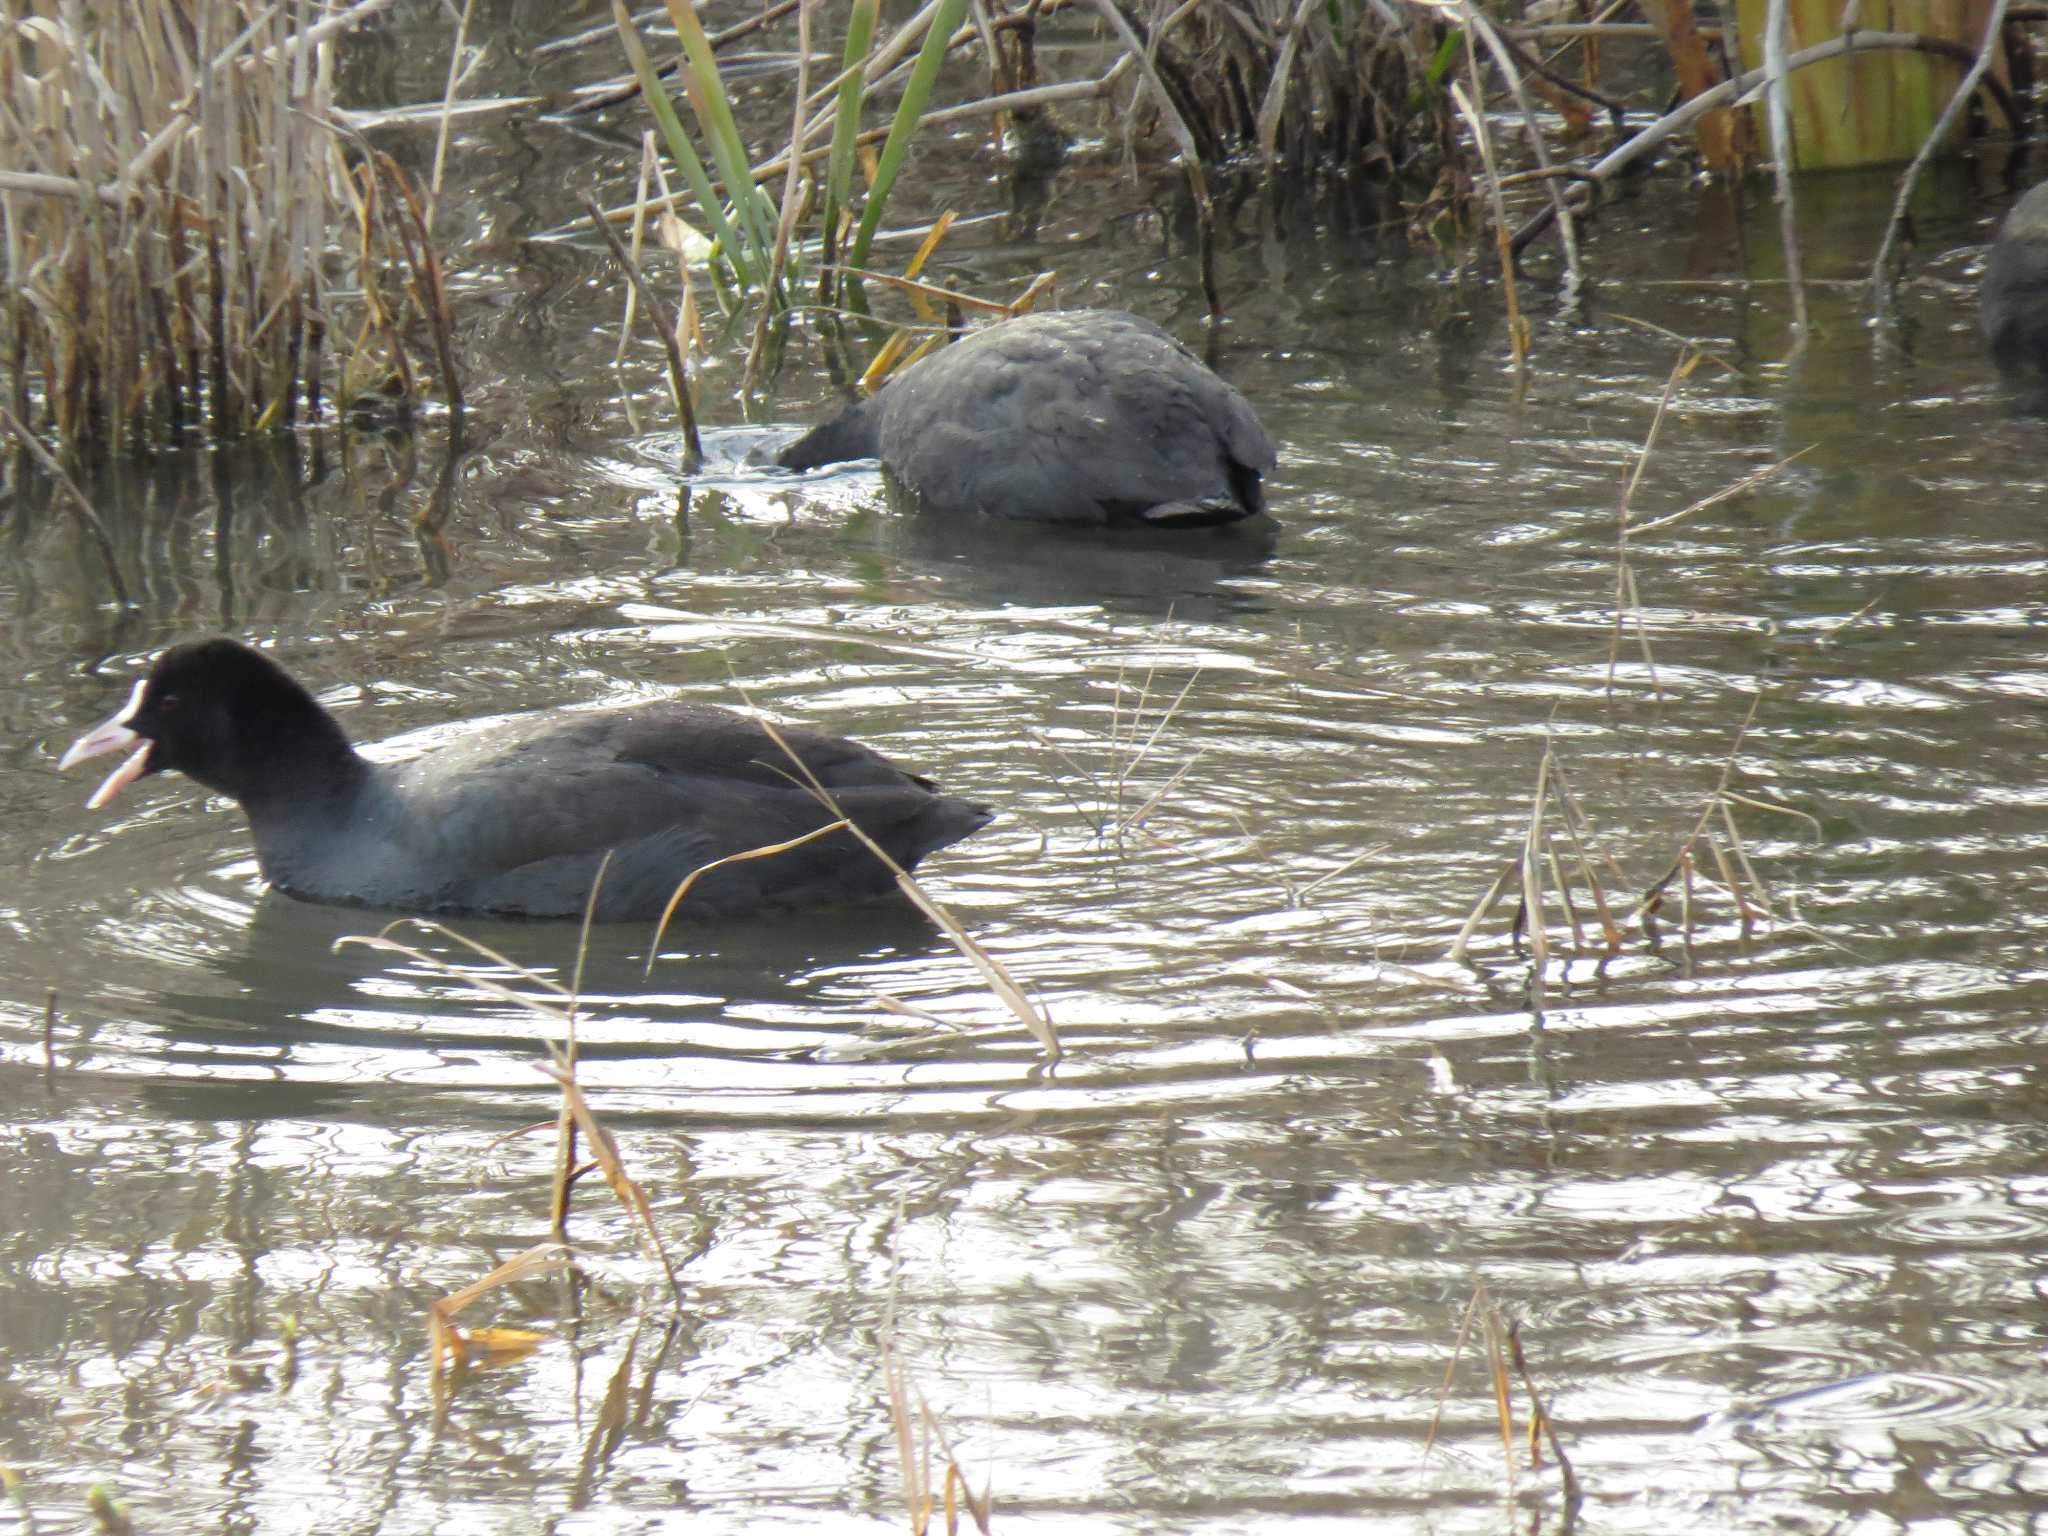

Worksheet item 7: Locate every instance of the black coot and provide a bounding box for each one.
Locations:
[778,309,1276,527]
[58,639,991,921]
[1981,182,2048,376]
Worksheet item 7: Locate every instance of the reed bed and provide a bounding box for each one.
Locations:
[0,0,454,459]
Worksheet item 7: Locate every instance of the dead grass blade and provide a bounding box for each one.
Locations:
[427,1241,571,1380]
[755,718,1060,1063]
[644,819,854,971]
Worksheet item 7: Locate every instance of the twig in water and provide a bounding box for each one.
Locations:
[1761,0,1809,352]
[581,197,703,471]
[1870,0,2013,309]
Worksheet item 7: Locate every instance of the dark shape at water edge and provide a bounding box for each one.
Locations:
[778,310,1278,528]
[1981,182,2048,379]
[57,638,990,922]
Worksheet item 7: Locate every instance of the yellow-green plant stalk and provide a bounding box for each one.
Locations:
[1734,0,1998,170]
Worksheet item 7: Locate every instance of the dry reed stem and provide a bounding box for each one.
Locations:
[1446,0,1584,296]
[427,1242,572,1380]
[535,1061,682,1303]
[1423,1280,1486,1456]
[1607,347,1697,698]
[753,717,1061,1062]
[1449,73,1526,371]
[1090,0,1218,313]
[1505,1321,1581,1512]
[581,192,702,469]
[1424,1280,1573,1513]
[1519,742,1552,1014]
[1758,0,1809,351]
[1869,0,2011,307]
[429,0,480,220]
[1511,28,2017,258]
[885,1342,995,1535]
[616,134,660,367]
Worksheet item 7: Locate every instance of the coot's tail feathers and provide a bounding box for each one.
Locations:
[777,394,883,471]
[901,795,995,864]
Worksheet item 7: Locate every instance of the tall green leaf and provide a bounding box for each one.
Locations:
[846,0,970,277]
[611,0,754,289]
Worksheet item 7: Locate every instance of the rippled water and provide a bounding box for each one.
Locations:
[4,8,2048,1534]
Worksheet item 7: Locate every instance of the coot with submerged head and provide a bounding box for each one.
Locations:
[778,309,1277,528]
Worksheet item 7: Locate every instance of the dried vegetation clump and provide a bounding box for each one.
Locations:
[0,0,454,458]
[1128,0,1457,180]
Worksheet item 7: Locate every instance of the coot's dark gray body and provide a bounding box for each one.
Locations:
[59,639,990,923]
[778,310,1276,527]
[1981,183,2048,376]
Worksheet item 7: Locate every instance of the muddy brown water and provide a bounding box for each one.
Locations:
[3,8,2047,1534]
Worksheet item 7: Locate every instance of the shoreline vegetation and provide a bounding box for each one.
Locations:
[0,1,2029,460]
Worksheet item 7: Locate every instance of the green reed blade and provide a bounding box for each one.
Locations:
[611,0,753,289]
[664,0,780,290]
[846,0,969,277]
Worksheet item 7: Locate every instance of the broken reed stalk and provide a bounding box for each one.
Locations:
[734,716,1062,1062]
[1424,1280,1576,1517]
[0,0,453,454]
[581,193,703,470]
[885,1341,996,1536]
[427,1242,571,1382]
[1632,688,1820,948]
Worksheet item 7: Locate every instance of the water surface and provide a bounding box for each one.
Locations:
[3,7,2047,1533]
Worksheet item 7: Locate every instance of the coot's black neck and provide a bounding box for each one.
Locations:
[777,393,882,471]
[201,673,370,819]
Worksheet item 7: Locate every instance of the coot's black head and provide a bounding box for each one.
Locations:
[59,638,358,810]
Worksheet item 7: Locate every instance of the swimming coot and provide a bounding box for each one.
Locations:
[778,309,1276,527]
[58,639,991,922]
[1981,182,2048,376]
